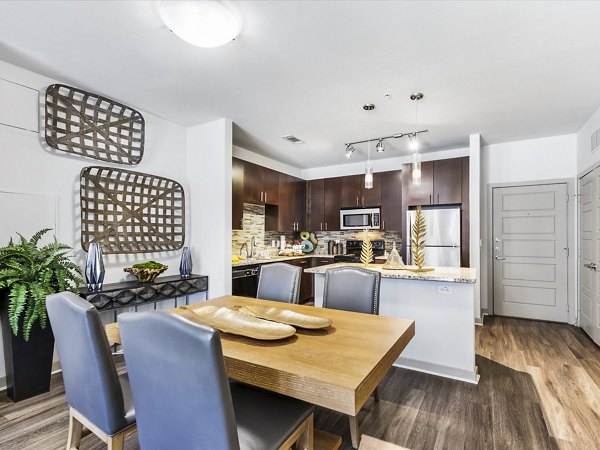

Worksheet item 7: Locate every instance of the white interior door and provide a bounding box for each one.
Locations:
[579,169,600,344]
[493,183,568,322]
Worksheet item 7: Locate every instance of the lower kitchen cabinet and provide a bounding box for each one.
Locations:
[288,258,313,303]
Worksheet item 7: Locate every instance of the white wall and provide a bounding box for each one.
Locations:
[480,134,578,322]
[0,60,194,387]
[188,120,233,297]
[233,145,302,178]
[301,147,470,180]
[577,105,600,174]
[469,135,482,321]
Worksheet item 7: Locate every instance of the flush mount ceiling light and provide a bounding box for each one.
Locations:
[158,0,240,48]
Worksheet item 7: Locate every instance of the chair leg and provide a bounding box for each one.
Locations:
[107,432,125,450]
[297,412,314,450]
[66,412,83,450]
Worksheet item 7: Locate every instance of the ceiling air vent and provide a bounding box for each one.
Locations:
[281,134,305,144]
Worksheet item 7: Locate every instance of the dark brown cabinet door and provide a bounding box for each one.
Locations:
[433,158,462,204]
[277,173,294,231]
[362,172,382,206]
[340,175,362,208]
[232,158,244,230]
[262,167,279,205]
[293,177,306,230]
[380,170,402,231]
[307,179,325,231]
[323,177,340,231]
[288,258,312,303]
[242,161,263,204]
[407,161,434,206]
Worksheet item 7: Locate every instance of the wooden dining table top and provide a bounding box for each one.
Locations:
[105,295,415,416]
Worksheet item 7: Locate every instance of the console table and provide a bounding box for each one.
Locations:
[79,274,209,315]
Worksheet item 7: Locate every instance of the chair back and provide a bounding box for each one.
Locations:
[323,267,381,314]
[256,262,302,303]
[118,311,240,450]
[46,292,128,435]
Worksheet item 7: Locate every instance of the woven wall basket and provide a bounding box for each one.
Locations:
[45,84,145,165]
[80,166,185,254]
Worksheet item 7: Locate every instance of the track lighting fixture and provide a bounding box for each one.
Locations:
[345,144,355,158]
[376,139,385,152]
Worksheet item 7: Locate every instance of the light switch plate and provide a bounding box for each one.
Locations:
[438,286,452,295]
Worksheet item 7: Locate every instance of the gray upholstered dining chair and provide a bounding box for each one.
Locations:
[323,266,381,315]
[46,292,136,450]
[323,266,382,402]
[118,310,314,450]
[256,262,302,303]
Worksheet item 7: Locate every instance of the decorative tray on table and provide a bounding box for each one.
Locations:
[237,305,332,329]
[181,305,296,340]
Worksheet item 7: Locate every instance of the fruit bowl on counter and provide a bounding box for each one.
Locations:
[124,261,168,283]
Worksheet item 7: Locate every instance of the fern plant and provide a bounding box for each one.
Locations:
[0,229,83,341]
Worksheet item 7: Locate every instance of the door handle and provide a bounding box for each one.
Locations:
[494,256,506,260]
[584,262,597,271]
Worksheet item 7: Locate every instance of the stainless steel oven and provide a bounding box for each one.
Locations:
[340,207,381,230]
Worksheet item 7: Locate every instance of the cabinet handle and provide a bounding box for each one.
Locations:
[325,222,328,230]
[383,220,385,230]
[320,222,323,231]
[356,196,359,206]
[299,260,308,264]
[437,193,439,204]
[362,196,364,206]
[260,192,263,202]
[429,194,432,204]
[265,192,268,203]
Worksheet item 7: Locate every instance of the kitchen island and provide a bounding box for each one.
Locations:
[305,263,478,383]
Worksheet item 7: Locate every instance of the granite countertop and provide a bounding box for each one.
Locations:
[304,262,477,283]
[232,254,336,267]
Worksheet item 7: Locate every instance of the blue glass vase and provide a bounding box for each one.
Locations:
[85,243,105,290]
[179,247,193,278]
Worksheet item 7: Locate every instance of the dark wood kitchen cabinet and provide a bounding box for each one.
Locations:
[380,170,402,231]
[232,157,244,230]
[406,158,463,206]
[278,173,305,231]
[406,161,434,206]
[308,178,341,231]
[340,174,382,208]
[241,160,279,205]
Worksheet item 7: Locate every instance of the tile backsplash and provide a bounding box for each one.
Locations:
[232,203,402,257]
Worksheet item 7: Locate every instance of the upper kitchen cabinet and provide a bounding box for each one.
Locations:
[232,158,244,230]
[308,177,341,231]
[242,160,279,205]
[406,157,463,206]
[340,174,382,208]
[277,173,305,231]
[380,170,402,231]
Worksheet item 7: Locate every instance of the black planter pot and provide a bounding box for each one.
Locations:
[0,290,55,402]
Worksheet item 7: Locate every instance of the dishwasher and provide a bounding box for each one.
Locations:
[232,265,259,297]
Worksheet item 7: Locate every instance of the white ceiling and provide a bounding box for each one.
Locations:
[1,1,599,168]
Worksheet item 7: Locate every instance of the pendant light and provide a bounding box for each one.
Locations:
[410,93,424,185]
[363,104,375,190]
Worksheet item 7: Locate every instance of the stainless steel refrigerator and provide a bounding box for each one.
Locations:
[406,207,461,267]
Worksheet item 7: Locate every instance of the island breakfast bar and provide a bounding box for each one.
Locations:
[306,263,478,384]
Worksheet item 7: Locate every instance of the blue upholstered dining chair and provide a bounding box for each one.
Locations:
[118,310,314,450]
[46,292,136,450]
[323,266,382,401]
[256,262,302,303]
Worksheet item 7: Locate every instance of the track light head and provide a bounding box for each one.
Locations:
[345,144,355,158]
[376,139,385,153]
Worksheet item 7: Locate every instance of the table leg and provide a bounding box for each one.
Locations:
[349,415,360,449]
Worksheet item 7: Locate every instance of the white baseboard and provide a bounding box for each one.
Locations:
[394,356,479,384]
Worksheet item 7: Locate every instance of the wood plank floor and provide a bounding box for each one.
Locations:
[1,316,599,450]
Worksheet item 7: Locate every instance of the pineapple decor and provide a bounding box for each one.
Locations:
[409,206,434,272]
[360,229,373,266]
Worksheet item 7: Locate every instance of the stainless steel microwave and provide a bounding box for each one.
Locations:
[340,208,381,230]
